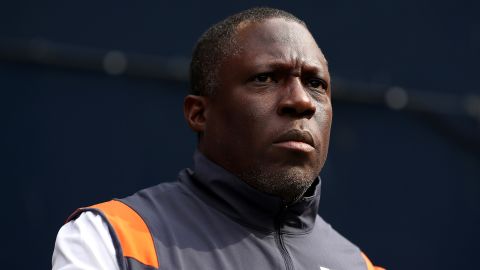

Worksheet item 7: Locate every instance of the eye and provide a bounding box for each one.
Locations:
[306,78,327,91]
[252,73,275,83]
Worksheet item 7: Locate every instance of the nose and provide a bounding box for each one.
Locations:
[277,78,316,119]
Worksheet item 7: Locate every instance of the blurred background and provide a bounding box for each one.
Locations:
[1,0,479,269]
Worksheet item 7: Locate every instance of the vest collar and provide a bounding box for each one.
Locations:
[179,150,321,234]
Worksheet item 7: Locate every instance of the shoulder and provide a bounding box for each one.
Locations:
[54,181,187,270]
[68,199,160,269]
[52,211,120,270]
[120,180,201,224]
[314,216,385,270]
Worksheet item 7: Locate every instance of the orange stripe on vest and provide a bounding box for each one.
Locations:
[88,200,159,269]
[361,252,385,270]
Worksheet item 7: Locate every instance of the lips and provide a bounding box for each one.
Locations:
[273,129,315,151]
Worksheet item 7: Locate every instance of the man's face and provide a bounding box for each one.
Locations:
[199,18,332,203]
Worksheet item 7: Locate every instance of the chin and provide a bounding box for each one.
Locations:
[238,164,319,203]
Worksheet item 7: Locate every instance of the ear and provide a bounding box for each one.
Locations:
[183,95,208,133]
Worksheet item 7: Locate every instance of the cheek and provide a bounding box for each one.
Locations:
[213,99,261,140]
[230,92,275,126]
[315,102,333,129]
[228,96,278,152]
[312,102,333,152]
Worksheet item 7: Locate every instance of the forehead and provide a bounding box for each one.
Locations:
[231,18,328,69]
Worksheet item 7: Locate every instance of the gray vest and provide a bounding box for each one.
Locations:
[69,152,377,270]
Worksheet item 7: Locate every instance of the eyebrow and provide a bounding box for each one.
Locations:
[253,60,328,76]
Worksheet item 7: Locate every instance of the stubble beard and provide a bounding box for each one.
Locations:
[238,163,318,205]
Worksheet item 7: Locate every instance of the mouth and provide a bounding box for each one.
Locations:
[272,129,315,152]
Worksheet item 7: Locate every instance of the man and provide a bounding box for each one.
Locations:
[53,7,384,270]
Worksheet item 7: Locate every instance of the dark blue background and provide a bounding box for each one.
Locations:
[1,1,479,269]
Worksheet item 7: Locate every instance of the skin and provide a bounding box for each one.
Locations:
[184,18,332,204]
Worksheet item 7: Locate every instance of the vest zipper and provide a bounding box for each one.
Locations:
[274,208,295,270]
